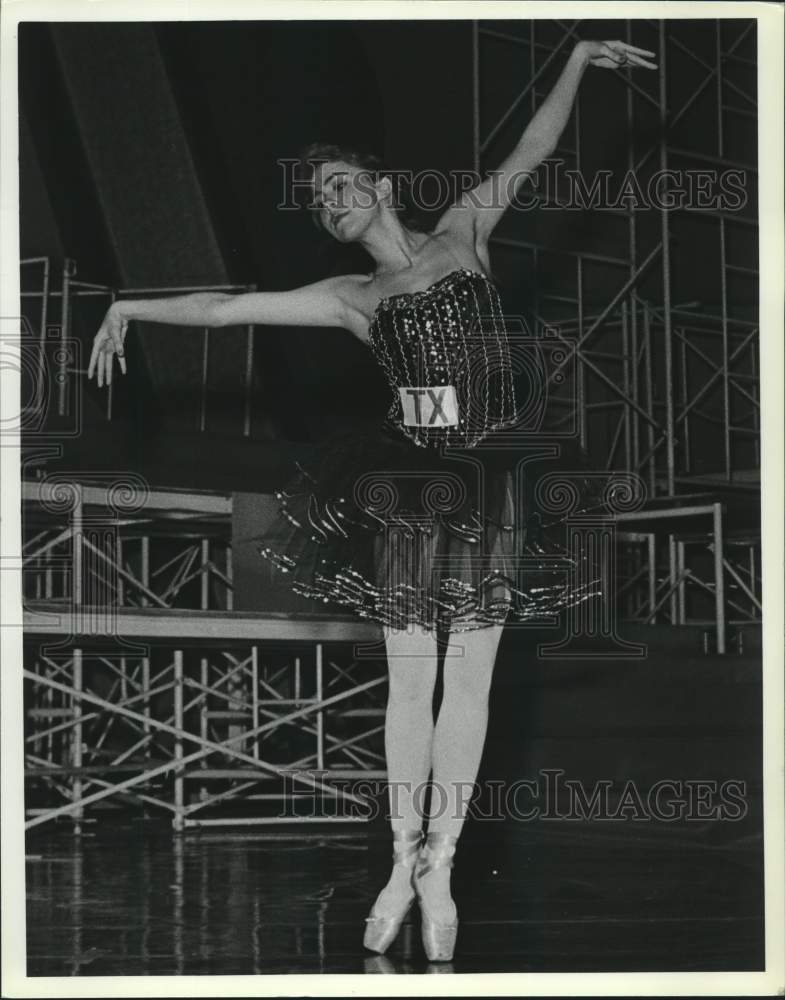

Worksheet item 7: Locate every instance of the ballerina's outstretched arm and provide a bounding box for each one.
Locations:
[440,38,657,244]
[86,275,354,387]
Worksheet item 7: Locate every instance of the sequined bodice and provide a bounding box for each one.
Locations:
[368,267,518,448]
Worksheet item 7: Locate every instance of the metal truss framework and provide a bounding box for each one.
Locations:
[22,480,234,613]
[472,17,761,635]
[24,609,387,832]
[20,480,387,831]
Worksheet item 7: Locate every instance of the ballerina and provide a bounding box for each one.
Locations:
[88,37,656,963]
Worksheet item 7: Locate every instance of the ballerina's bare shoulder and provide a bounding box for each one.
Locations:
[340,240,490,344]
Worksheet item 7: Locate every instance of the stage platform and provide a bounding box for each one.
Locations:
[23,602,380,642]
[24,797,764,975]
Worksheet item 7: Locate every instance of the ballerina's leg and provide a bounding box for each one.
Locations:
[370,625,439,916]
[417,623,505,926]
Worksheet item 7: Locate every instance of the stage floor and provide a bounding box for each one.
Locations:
[25,808,764,977]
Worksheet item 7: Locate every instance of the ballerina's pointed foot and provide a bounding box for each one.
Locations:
[411,830,459,962]
[363,828,423,954]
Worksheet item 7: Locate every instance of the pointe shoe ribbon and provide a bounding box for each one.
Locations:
[363,828,423,954]
[412,831,459,962]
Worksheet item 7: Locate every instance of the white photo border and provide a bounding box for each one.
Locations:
[1,2,782,997]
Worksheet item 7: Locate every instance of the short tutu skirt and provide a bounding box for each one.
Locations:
[255,421,607,633]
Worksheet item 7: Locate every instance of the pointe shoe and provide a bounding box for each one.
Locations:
[411,831,459,962]
[363,828,423,954]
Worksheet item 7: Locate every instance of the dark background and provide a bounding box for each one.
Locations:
[19,20,476,464]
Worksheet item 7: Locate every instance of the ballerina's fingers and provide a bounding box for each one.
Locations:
[97,343,114,388]
[116,321,128,375]
[616,42,656,57]
[87,337,102,380]
[621,52,658,70]
[110,318,128,375]
[594,43,629,68]
[95,334,127,387]
[106,342,122,386]
[609,40,658,69]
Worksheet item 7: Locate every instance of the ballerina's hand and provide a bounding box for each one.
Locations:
[577,40,658,70]
[87,302,128,387]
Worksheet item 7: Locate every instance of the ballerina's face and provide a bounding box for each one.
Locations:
[309,159,388,242]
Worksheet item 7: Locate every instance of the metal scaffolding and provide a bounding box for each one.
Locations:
[24,612,387,833]
[22,480,234,612]
[21,479,388,831]
[472,17,760,637]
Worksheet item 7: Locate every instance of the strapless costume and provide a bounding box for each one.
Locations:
[257,267,605,633]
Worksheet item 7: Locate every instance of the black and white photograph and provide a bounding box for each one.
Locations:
[1,0,783,995]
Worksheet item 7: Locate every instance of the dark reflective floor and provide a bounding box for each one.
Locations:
[26,811,764,976]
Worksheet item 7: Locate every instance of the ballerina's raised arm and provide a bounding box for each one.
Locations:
[439,39,657,248]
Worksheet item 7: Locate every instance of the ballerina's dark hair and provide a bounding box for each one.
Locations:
[296,141,431,235]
